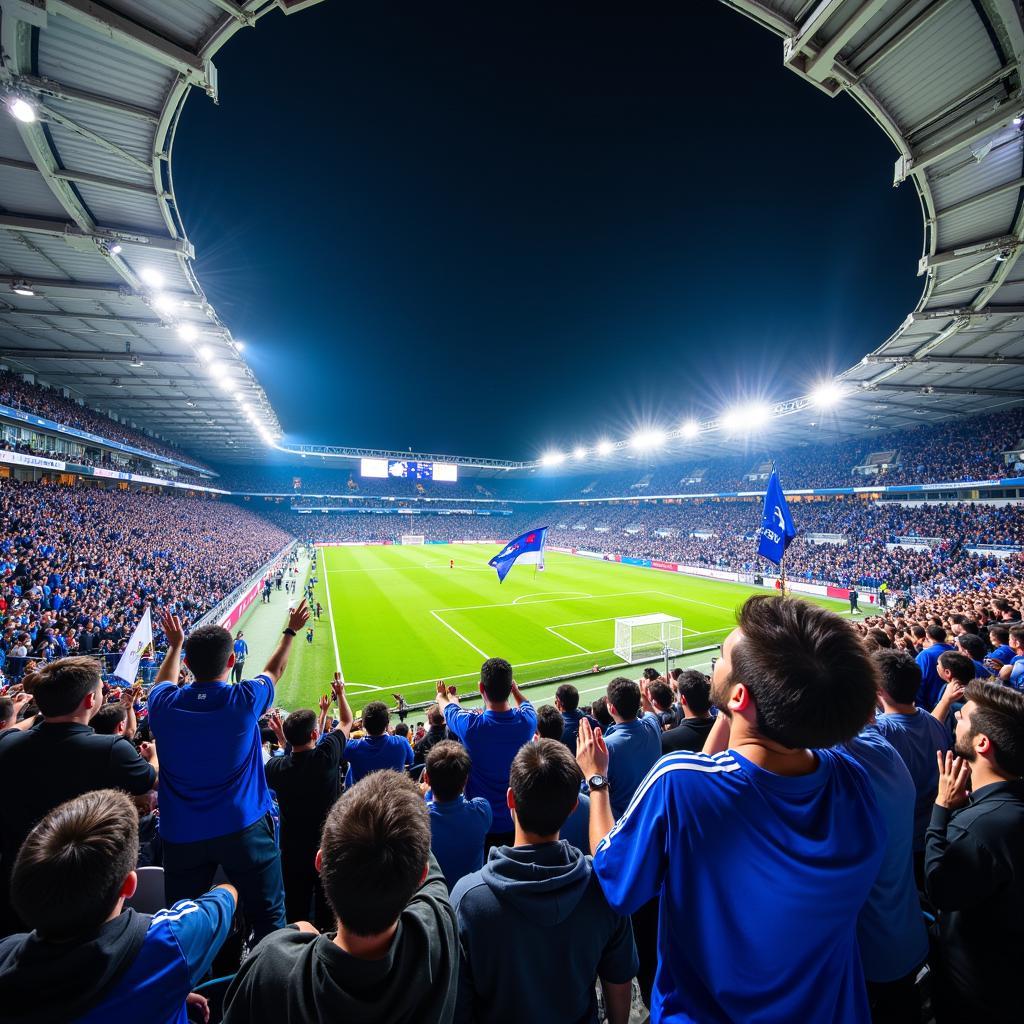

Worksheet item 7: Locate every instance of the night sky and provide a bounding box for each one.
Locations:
[174,3,923,461]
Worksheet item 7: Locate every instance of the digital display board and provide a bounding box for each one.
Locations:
[359,459,459,482]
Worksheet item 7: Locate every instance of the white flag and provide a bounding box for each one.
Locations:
[112,608,154,685]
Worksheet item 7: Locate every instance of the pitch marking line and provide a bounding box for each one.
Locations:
[430,610,490,659]
[320,552,344,678]
[513,591,591,605]
[547,614,702,638]
[435,589,664,614]
[545,625,594,653]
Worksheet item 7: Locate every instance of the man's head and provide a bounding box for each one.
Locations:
[424,740,471,802]
[183,625,234,682]
[508,739,583,839]
[535,703,565,740]
[479,657,513,703]
[938,651,975,687]
[317,771,429,936]
[591,696,612,729]
[0,696,15,730]
[90,704,128,736]
[955,633,986,663]
[11,789,138,940]
[426,704,444,728]
[989,625,1010,649]
[711,596,877,749]
[606,677,641,723]
[642,667,660,683]
[954,680,1024,777]
[648,681,674,713]
[361,701,390,736]
[554,683,579,713]
[1011,625,1024,654]
[24,657,102,719]
[874,650,922,706]
[283,708,318,747]
[394,722,409,740]
[926,624,947,645]
[675,669,712,717]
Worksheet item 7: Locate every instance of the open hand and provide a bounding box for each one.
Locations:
[935,750,971,810]
[576,718,609,779]
[331,672,344,701]
[318,692,331,714]
[185,992,210,1024]
[287,599,310,633]
[160,610,184,647]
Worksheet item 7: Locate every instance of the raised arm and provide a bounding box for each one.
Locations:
[332,672,353,737]
[262,600,311,685]
[155,611,185,685]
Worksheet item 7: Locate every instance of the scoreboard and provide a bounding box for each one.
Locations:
[360,458,458,482]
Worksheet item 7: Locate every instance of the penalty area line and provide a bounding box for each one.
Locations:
[320,554,343,679]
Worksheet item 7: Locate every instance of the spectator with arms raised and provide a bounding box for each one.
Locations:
[435,659,536,849]
[0,789,237,1024]
[343,699,414,785]
[578,595,883,1024]
[147,602,309,942]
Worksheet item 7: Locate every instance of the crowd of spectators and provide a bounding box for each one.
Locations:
[1,588,1021,1022]
[0,480,293,680]
[0,369,212,472]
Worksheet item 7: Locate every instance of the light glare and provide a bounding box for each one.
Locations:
[596,439,614,456]
[631,428,666,451]
[9,98,36,123]
[681,420,699,439]
[811,381,843,408]
[541,450,566,467]
[573,446,587,460]
[177,324,198,343]
[139,268,164,288]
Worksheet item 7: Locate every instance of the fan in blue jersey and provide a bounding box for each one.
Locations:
[576,595,885,1024]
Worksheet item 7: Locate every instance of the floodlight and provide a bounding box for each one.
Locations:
[681,419,699,439]
[207,360,226,379]
[631,428,666,451]
[1016,116,1023,127]
[720,408,743,433]
[139,268,164,288]
[8,98,36,123]
[810,381,843,408]
[747,403,772,428]
[177,324,198,343]
[573,446,587,460]
[232,340,245,352]
[11,281,34,297]
[541,450,566,467]
[218,377,237,392]
[152,293,176,314]
[596,439,614,456]
[109,243,123,256]
[197,344,213,361]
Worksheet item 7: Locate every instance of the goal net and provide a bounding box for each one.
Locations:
[614,614,684,664]
[400,534,426,546]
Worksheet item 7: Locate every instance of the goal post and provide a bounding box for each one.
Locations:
[400,534,426,545]
[614,613,684,666]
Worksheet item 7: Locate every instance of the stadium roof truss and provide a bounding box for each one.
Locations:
[0,0,324,459]
[0,0,1020,468]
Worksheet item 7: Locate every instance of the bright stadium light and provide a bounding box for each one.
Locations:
[720,408,743,433]
[177,324,198,343]
[631,428,666,451]
[573,446,587,460]
[596,439,614,456]
[810,381,843,408]
[541,450,566,467]
[197,344,213,361]
[218,377,237,392]
[139,268,164,288]
[681,419,699,439]
[747,403,772,428]
[11,281,35,297]
[152,293,176,314]
[207,360,226,379]
[232,340,245,352]
[8,97,37,123]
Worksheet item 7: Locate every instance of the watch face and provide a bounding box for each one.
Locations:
[588,774,607,789]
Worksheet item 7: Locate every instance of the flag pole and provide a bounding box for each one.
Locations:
[779,551,787,597]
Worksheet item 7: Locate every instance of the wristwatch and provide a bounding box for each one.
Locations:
[587,774,609,792]
[282,628,296,637]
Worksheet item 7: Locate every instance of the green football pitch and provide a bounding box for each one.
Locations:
[271,544,852,712]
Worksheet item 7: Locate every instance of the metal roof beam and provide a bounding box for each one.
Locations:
[862,353,1024,366]
[910,305,1024,321]
[869,383,1024,398]
[0,155,159,197]
[790,0,888,79]
[716,0,796,37]
[919,235,1019,273]
[0,274,131,299]
[0,214,194,258]
[47,0,217,97]
[0,347,192,363]
[935,176,1024,219]
[3,70,158,122]
[848,0,958,77]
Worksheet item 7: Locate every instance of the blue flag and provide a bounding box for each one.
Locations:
[757,467,796,566]
[489,527,549,583]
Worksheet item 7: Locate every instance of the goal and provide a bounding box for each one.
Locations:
[614,614,684,665]
[400,534,426,545]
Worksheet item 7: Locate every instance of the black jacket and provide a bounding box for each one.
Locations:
[222,854,457,1024]
[925,778,1024,1021]
[413,725,452,767]
[660,716,715,754]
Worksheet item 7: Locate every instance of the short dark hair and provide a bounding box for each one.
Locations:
[729,596,877,748]
[911,625,926,640]
[509,739,582,837]
[283,708,317,746]
[11,790,138,940]
[425,741,471,801]
[926,624,947,644]
[591,696,612,729]
[427,705,444,727]
[535,704,565,740]
[319,771,429,936]
[1011,625,1024,647]
[962,619,980,636]
[0,696,14,726]
[642,667,660,682]
[676,670,711,715]
[864,628,892,651]
[183,625,233,682]
[394,722,409,738]
[955,633,986,661]
[874,649,922,705]
[362,701,389,736]
[607,677,640,720]
[24,657,101,717]
[555,683,579,711]
[938,651,975,685]
[91,704,127,735]
[989,624,1010,645]
[962,680,1024,776]
[480,657,513,702]
[649,682,673,712]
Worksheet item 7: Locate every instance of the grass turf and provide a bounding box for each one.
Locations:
[272,544,851,712]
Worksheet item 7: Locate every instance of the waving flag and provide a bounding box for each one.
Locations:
[757,467,796,566]
[112,607,153,686]
[489,527,549,583]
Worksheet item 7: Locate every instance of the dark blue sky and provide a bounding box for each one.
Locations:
[175,4,922,460]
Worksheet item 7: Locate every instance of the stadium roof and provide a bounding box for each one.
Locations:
[0,0,1021,467]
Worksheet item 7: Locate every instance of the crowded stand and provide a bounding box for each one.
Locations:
[0,369,213,473]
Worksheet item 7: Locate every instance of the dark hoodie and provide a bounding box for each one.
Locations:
[221,854,458,1024]
[0,908,149,1024]
[450,841,637,1024]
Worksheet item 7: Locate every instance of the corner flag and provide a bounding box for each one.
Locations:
[489,527,548,583]
[112,607,153,686]
[757,467,796,566]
